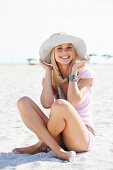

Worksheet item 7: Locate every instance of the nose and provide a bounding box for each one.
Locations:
[62,48,67,53]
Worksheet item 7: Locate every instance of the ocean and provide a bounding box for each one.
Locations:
[89,55,113,64]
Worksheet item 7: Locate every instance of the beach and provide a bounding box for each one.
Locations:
[0,64,113,170]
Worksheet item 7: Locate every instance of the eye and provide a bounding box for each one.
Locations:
[56,47,63,52]
[67,46,72,49]
[57,47,62,50]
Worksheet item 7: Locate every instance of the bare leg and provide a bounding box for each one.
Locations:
[13,97,70,160]
[47,99,90,152]
[13,97,49,154]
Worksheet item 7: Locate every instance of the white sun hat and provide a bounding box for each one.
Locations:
[39,33,87,64]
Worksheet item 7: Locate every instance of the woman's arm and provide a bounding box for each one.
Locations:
[40,60,54,108]
[40,70,54,108]
[67,76,93,105]
[67,58,93,105]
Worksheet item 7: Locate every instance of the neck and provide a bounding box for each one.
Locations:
[58,64,69,78]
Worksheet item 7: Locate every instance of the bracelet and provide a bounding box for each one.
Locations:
[68,75,78,82]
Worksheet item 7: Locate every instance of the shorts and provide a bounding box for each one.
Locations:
[87,130,95,151]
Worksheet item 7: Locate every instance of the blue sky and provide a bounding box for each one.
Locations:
[0,0,113,63]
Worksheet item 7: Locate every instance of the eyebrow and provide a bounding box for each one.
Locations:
[57,43,72,48]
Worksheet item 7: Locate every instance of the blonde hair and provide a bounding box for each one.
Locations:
[51,47,78,90]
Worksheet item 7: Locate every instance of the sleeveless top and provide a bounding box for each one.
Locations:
[56,67,96,130]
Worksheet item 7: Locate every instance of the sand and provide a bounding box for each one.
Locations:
[0,64,113,170]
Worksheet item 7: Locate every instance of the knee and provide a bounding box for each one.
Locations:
[51,99,69,114]
[17,96,31,109]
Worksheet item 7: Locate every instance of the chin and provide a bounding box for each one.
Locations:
[60,61,72,65]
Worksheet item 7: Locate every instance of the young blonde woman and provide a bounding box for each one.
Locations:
[13,33,95,162]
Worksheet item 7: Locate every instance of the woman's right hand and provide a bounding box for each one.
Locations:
[39,59,53,73]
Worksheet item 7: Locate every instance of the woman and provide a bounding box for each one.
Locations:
[13,33,95,162]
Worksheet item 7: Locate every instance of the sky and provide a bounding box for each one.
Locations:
[0,0,113,63]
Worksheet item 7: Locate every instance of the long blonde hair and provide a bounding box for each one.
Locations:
[50,47,78,91]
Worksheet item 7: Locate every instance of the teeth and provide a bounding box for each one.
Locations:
[60,56,69,59]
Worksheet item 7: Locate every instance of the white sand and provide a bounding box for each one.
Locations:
[0,64,113,169]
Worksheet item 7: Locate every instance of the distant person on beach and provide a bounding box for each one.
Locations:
[13,33,95,161]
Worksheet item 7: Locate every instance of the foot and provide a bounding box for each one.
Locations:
[12,141,48,154]
[55,148,76,162]
[68,151,77,162]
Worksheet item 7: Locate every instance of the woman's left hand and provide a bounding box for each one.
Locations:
[71,57,90,74]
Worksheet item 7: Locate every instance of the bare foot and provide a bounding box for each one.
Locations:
[12,141,48,154]
[68,151,77,162]
[54,148,76,161]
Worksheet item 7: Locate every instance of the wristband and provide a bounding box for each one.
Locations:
[68,75,78,82]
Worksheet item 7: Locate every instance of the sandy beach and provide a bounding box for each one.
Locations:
[0,64,113,170]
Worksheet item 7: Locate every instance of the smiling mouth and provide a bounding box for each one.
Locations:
[59,55,70,59]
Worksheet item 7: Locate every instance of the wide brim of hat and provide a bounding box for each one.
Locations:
[39,34,87,64]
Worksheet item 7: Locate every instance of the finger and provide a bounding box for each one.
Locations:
[39,59,47,65]
[39,59,44,64]
[75,61,82,64]
[40,59,48,65]
[85,57,90,61]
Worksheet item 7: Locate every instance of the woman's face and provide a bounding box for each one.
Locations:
[54,43,75,65]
